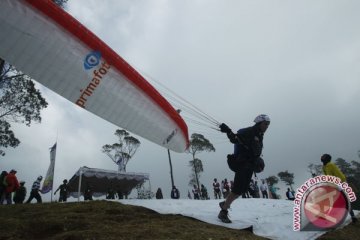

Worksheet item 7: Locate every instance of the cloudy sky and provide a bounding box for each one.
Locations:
[3,0,360,200]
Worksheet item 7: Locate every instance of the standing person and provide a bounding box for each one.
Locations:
[269,185,278,199]
[0,171,8,204]
[155,188,163,199]
[217,114,270,223]
[248,179,256,198]
[260,180,268,199]
[213,178,221,199]
[286,188,295,200]
[4,169,20,204]
[253,181,260,198]
[84,185,93,201]
[26,176,43,203]
[200,184,209,200]
[321,153,358,223]
[106,188,115,199]
[54,179,69,202]
[187,190,192,199]
[220,180,225,197]
[13,181,27,204]
[170,185,180,199]
[230,181,234,192]
[222,179,230,199]
[192,185,200,200]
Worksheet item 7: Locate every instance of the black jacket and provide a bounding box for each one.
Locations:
[227,124,264,160]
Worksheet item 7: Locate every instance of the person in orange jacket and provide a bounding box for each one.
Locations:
[321,154,358,223]
[4,169,20,204]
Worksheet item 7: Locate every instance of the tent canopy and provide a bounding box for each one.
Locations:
[67,166,150,198]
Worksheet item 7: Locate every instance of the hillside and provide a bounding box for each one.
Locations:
[0,200,358,240]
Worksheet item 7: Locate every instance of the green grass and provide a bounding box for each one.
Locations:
[0,200,358,240]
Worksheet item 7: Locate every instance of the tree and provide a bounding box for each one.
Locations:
[102,129,140,172]
[277,170,295,191]
[266,175,279,187]
[335,158,354,177]
[187,133,215,190]
[0,60,48,156]
[307,163,323,177]
[334,157,360,210]
[188,158,203,187]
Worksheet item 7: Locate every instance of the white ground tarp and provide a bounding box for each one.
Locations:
[119,199,359,240]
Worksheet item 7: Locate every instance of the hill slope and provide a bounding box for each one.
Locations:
[0,201,358,240]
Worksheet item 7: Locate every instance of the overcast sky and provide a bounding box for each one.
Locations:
[3,0,360,200]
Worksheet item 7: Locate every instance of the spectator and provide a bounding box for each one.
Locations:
[192,185,200,200]
[200,184,209,200]
[253,181,260,198]
[13,181,27,204]
[155,188,163,199]
[260,180,268,199]
[0,171,8,204]
[26,176,43,203]
[4,169,20,204]
[170,185,180,199]
[84,185,93,201]
[269,185,278,199]
[54,179,69,202]
[248,179,256,197]
[106,188,116,200]
[117,190,124,199]
[213,178,221,199]
[222,179,230,199]
[286,188,295,200]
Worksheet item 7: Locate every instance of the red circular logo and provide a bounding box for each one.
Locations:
[304,184,348,229]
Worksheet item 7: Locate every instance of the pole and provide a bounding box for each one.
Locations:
[167,149,175,187]
[51,133,58,203]
[77,168,83,202]
[167,109,181,189]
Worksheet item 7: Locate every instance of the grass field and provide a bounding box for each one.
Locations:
[0,200,358,240]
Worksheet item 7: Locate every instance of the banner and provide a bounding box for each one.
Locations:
[41,143,57,193]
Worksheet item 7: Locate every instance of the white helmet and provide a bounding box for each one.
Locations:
[254,114,270,123]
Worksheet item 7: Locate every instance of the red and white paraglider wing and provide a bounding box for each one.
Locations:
[0,0,189,152]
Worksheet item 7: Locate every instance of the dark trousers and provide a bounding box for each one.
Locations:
[59,193,67,202]
[232,168,253,195]
[262,190,268,198]
[26,190,42,203]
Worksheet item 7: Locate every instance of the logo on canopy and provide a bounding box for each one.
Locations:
[84,51,101,70]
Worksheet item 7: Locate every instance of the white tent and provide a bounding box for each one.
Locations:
[67,166,150,200]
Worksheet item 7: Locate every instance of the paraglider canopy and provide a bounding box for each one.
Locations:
[0,0,189,152]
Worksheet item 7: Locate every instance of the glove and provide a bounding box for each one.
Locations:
[219,123,231,133]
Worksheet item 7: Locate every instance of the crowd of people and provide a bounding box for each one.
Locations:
[0,170,46,204]
[157,176,272,202]
[0,169,72,204]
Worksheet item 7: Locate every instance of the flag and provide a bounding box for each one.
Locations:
[41,143,57,193]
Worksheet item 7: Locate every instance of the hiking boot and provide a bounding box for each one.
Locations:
[218,209,232,223]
